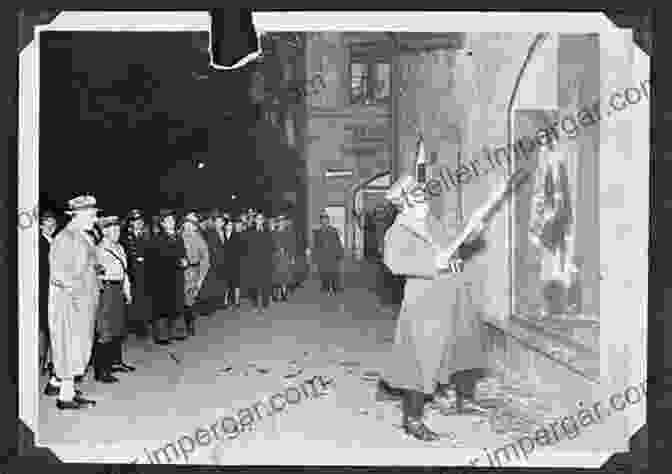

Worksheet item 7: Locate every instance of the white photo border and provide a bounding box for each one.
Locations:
[18,10,646,467]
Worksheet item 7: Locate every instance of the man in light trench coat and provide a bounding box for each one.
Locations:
[43,195,101,409]
[380,173,492,441]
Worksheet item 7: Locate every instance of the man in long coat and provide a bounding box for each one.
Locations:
[381,174,490,441]
[150,209,188,345]
[271,217,292,302]
[285,217,304,293]
[241,213,274,313]
[221,218,244,308]
[39,209,58,376]
[275,215,295,301]
[199,211,229,313]
[44,195,100,409]
[180,211,210,337]
[121,209,153,339]
[312,210,344,295]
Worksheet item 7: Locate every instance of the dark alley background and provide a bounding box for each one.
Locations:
[39,31,276,218]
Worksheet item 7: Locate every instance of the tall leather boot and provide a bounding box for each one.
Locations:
[171,313,187,341]
[153,317,171,345]
[376,379,404,402]
[184,308,195,337]
[94,342,119,384]
[402,390,439,441]
[110,337,136,373]
[451,369,488,415]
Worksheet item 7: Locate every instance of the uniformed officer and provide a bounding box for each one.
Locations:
[44,195,100,409]
[122,209,153,339]
[93,216,133,384]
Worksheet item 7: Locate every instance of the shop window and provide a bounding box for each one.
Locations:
[511,109,600,356]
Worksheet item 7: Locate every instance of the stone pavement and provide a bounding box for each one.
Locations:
[36,259,557,465]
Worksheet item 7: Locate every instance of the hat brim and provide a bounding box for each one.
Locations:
[66,207,100,215]
[181,218,200,226]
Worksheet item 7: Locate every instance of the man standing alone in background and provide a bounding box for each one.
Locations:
[312,210,344,296]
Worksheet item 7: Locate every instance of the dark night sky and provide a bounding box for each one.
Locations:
[39,31,264,218]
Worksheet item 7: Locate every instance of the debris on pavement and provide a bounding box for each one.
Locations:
[168,352,180,364]
[284,361,303,378]
[217,363,233,371]
[360,370,380,382]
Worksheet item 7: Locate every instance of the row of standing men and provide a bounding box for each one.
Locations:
[39,196,344,410]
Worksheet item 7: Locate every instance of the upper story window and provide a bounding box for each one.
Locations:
[349,44,390,105]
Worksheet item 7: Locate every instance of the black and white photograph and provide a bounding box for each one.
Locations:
[15,9,650,468]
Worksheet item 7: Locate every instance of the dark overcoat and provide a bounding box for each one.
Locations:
[199,229,227,300]
[40,233,52,333]
[312,226,344,274]
[149,231,187,317]
[122,229,153,324]
[220,231,243,285]
[240,227,274,290]
[272,230,294,286]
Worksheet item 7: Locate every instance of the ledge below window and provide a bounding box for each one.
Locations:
[481,312,600,383]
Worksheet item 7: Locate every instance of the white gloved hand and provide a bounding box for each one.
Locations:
[434,250,456,270]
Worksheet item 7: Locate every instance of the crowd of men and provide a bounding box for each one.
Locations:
[39,195,344,410]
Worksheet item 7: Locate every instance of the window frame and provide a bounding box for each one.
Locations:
[348,45,391,106]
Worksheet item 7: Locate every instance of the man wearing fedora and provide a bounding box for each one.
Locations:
[44,195,100,409]
[150,209,188,344]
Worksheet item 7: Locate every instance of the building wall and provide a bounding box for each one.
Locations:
[304,32,392,253]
